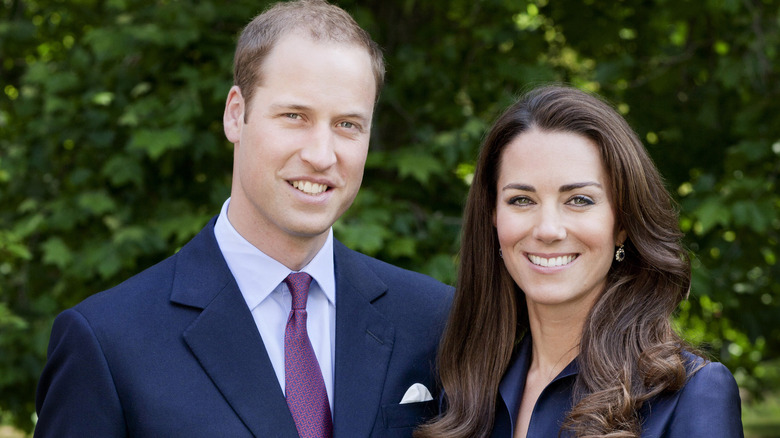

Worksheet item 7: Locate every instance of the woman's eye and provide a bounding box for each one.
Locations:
[509,196,533,206]
[569,195,595,206]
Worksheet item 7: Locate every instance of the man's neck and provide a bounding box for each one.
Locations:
[226,208,329,272]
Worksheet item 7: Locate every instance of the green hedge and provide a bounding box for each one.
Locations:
[2,0,779,432]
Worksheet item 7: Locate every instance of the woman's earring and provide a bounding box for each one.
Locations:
[499,248,503,258]
[615,244,625,262]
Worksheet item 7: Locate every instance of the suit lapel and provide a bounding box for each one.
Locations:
[172,220,298,438]
[332,241,395,436]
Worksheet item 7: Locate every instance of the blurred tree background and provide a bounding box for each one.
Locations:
[1,0,778,435]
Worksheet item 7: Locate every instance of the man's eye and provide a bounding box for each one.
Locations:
[284,113,301,119]
[339,121,355,129]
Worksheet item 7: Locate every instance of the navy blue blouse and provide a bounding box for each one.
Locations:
[491,335,744,437]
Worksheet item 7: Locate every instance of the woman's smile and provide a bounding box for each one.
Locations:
[526,253,578,268]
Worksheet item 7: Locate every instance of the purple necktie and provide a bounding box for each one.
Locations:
[283,272,333,438]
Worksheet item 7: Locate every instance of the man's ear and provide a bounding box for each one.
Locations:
[223,85,245,144]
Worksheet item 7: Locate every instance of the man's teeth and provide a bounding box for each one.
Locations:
[291,180,328,195]
[528,254,577,267]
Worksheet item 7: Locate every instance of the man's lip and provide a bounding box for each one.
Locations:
[286,176,335,186]
[287,178,335,196]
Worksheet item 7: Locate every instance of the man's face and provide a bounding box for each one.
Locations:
[224,33,376,258]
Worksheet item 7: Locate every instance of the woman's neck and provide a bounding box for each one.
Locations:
[514,301,590,438]
[526,300,590,379]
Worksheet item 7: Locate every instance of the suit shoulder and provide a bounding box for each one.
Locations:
[73,253,178,319]
[75,219,221,314]
[346,247,453,295]
[334,242,453,324]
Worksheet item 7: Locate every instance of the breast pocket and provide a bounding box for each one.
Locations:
[381,400,437,430]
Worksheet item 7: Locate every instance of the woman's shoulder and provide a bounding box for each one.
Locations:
[680,350,737,387]
[641,350,743,437]
[656,350,745,437]
[677,350,740,401]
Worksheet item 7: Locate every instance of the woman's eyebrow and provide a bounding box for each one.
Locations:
[501,183,535,192]
[559,182,602,193]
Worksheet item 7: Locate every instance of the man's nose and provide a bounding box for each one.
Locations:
[300,124,337,171]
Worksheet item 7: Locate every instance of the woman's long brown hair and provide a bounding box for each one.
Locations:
[415,85,691,437]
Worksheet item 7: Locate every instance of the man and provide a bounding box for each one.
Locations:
[34,1,452,437]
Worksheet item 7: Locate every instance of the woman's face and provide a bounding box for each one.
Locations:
[494,128,626,312]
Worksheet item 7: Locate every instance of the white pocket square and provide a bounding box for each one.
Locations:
[399,383,433,404]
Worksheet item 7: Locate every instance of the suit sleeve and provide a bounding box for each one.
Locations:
[668,361,744,437]
[35,308,127,437]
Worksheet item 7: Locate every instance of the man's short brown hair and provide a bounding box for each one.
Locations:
[233,0,385,118]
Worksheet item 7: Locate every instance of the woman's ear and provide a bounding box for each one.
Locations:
[616,229,628,246]
[223,86,245,144]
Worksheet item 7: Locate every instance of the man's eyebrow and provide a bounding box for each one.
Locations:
[269,103,312,112]
[339,111,369,119]
[268,103,370,123]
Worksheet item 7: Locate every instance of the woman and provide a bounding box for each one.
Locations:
[416,86,743,437]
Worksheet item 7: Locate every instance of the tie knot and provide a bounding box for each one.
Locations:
[284,272,312,310]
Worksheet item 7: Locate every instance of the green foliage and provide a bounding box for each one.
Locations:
[2,0,779,432]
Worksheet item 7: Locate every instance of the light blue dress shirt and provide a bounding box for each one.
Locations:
[213,198,336,412]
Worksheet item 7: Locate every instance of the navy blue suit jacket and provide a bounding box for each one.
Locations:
[491,335,744,437]
[35,219,453,437]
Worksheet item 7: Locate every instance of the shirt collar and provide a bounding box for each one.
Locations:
[213,198,336,310]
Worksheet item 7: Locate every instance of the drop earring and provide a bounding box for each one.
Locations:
[615,244,625,262]
[499,248,503,259]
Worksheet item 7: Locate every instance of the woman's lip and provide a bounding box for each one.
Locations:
[526,253,579,268]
